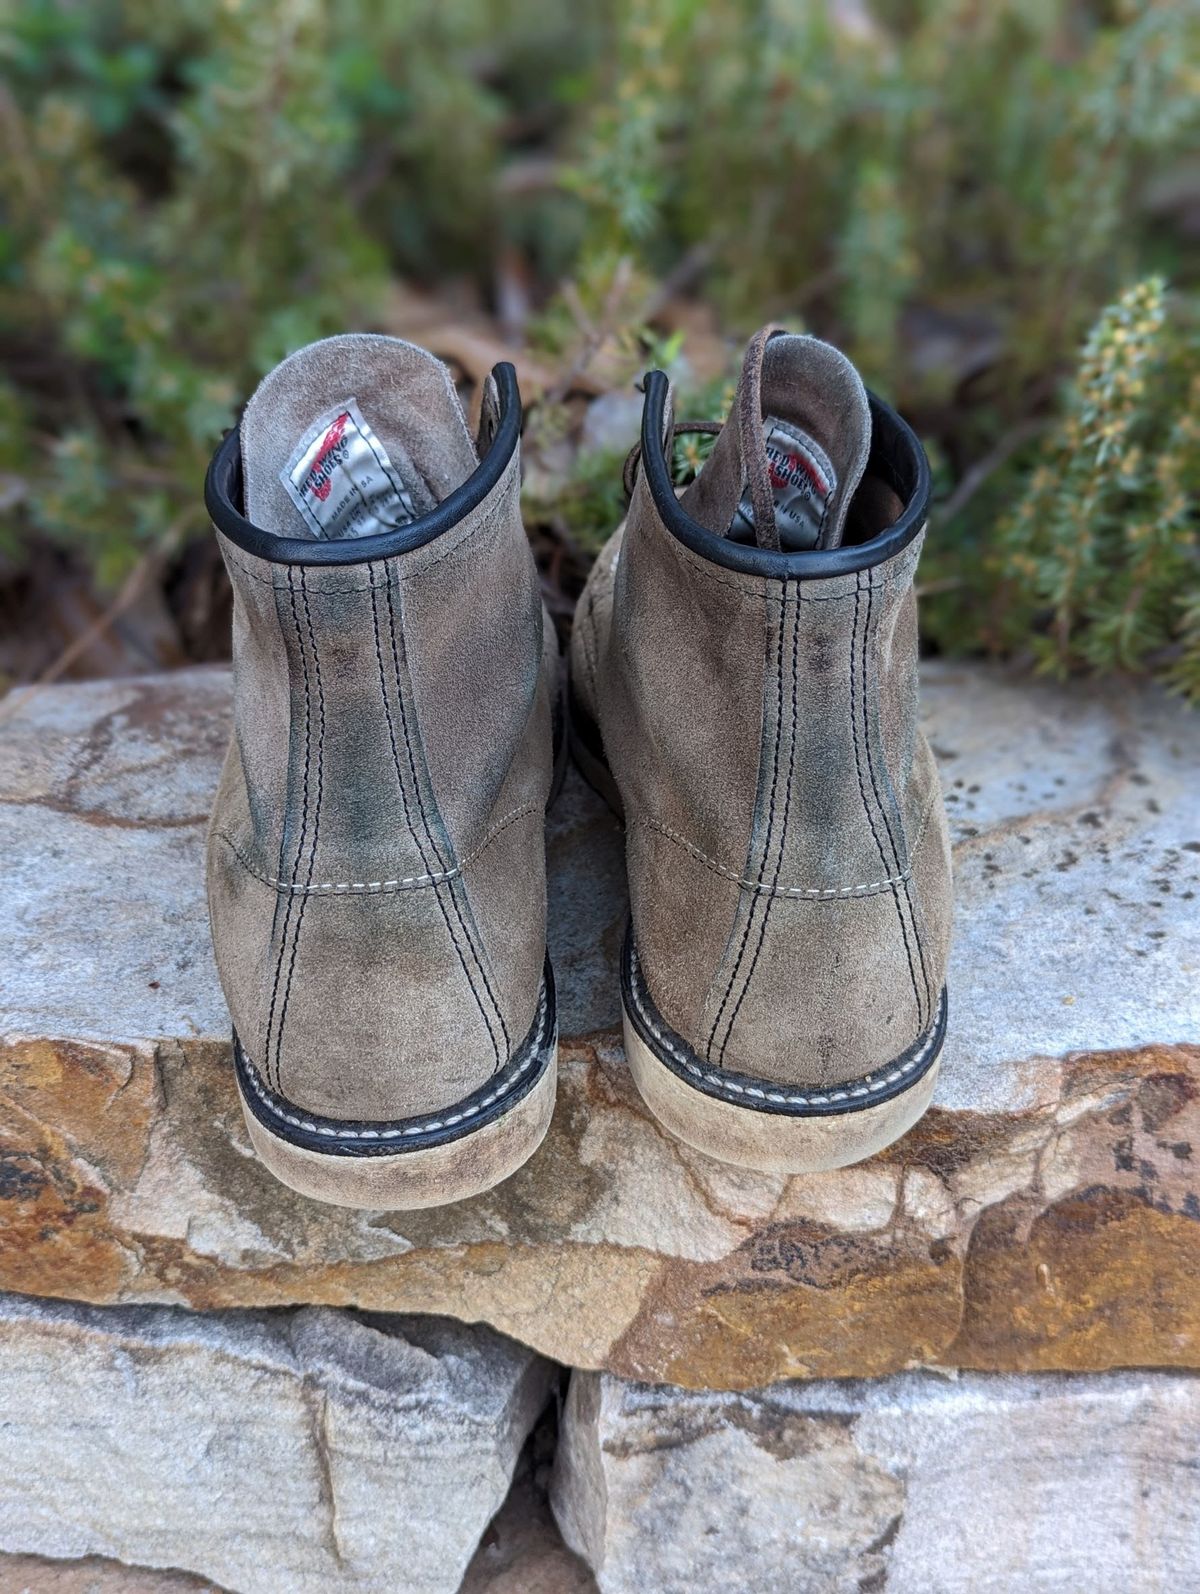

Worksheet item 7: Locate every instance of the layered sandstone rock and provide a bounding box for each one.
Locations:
[0,1552,220,1591]
[0,1293,553,1594]
[551,1367,1200,1593]
[1,664,1196,1387]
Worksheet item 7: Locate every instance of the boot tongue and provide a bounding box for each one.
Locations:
[279,397,431,541]
[238,334,479,542]
[680,330,873,552]
[730,414,841,551]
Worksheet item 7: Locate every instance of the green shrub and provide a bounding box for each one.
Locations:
[993,277,1200,694]
[0,0,1196,684]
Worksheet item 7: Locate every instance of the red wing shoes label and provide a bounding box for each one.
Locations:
[281,398,419,540]
[732,417,838,550]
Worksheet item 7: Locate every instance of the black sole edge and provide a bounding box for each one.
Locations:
[235,959,557,1159]
[622,928,946,1120]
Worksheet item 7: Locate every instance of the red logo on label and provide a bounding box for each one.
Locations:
[768,449,827,496]
[305,413,351,501]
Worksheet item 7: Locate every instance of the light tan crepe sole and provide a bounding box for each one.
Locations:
[238,1061,556,1210]
[623,1008,938,1173]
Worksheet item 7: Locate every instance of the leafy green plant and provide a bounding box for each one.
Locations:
[564,0,1200,399]
[0,0,1196,691]
[993,277,1199,695]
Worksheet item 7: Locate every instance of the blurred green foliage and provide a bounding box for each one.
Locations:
[997,278,1200,692]
[0,0,1197,686]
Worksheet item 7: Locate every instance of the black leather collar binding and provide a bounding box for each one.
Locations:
[203,361,522,566]
[638,367,932,579]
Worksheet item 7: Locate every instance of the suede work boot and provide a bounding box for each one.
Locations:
[570,329,952,1172]
[204,335,561,1209]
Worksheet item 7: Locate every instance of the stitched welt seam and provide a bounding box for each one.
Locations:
[217,802,541,895]
[240,983,550,1141]
[634,795,936,900]
[630,941,943,1108]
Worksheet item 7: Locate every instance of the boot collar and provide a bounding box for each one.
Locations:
[204,361,522,567]
[637,367,931,580]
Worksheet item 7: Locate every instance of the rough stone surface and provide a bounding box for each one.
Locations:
[0,1554,220,1592]
[459,1453,597,1594]
[1,664,1197,1387]
[0,1292,553,1594]
[552,1367,1200,1593]
[0,1425,593,1594]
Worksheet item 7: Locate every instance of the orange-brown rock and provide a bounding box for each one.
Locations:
[1,665,1197,1389]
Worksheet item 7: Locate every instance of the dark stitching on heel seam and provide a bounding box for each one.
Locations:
[628,935,944,1116]
[852,571,924,1027]
[719,578,800,1063]
[863,578,934,1022]
[707,579,787,1059]
[263,566,311,1094]
[272,568,326,1083]
[381,569,512,1062]
[369,564,500,1069]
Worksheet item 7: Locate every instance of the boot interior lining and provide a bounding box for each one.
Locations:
[238,334,479,541]
[842,474,907,547]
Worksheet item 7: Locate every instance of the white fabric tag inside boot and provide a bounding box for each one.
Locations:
[280,398,420,540]
[731,418,838,550]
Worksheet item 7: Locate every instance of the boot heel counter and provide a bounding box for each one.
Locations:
[708,735,950,1084]
[209,816,510,1122]
[262,892,509,1121]
[202,340,564,1202]
[207,732,523,1119]
[209,545,534,1122]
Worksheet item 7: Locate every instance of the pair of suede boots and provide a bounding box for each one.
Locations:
[204,328,952,1211]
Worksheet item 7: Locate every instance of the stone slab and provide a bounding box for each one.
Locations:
[1,664,1197,1387]
[0,1429,594,1594]
[0,1553,219,1592]
[551,1366,1200,1593]
[0,1293,553,1594]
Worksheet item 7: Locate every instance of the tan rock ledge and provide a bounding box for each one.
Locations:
[1,663,1197,1389]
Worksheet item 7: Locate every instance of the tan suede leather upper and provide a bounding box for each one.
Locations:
[571,344,952,1090]
[207,348,556,1123]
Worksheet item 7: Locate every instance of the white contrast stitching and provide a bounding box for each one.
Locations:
[628,942,943,1108]
[216,802,541,895]
[239,986,550,1140]
[633,794,936,900]
[221,549,378,594]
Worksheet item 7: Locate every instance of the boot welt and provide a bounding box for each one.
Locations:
[232,963,558,1210]
[622,931,946,1173]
